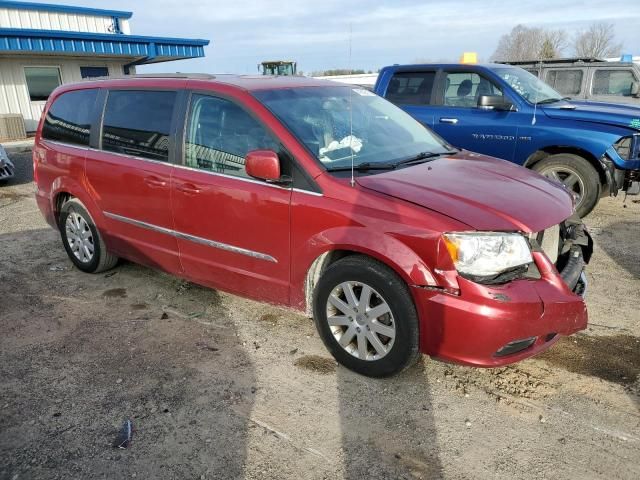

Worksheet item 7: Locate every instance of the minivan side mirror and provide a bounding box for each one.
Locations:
[631,81,640,98]
[477,95,513,111]
[245,150,281,182]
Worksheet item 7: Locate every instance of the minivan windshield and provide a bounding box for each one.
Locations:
[253,86,452,169]
[493,67,564,104]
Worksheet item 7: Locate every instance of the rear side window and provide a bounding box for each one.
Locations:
[592,69,636,96]
[42,89,98,146]
[385,72,435,105]
[545,69,583,95]
[101,90,176,162]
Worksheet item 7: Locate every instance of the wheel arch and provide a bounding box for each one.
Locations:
[50,177,104,228]
[300,241,436,318]
[523,146,607,186]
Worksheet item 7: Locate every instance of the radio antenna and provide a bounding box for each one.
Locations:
[348,23,355,187]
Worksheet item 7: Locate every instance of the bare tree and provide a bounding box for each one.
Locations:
[491,25,569,61]
[544,29,569,57]
[574,22,623,58]
[491,25,545,62]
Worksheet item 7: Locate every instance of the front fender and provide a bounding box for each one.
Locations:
[291,226,442,311]
[517,117,633,169]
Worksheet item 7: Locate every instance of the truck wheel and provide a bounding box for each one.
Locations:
[312,255,420,377]
[532,154,600,217]
[59,198,118,273]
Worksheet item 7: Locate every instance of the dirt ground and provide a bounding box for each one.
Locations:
[1,149,639,480]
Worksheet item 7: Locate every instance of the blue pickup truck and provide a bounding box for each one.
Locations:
[374,63,640,216]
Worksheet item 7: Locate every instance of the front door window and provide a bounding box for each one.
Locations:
[185,94,278,179]
[442,72,502,108]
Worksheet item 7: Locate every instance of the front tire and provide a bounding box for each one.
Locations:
[312,255,420,377]
[532,153,600,217]
[59,198,118,273]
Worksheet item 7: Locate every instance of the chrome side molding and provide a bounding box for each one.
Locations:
[103,211,278,263]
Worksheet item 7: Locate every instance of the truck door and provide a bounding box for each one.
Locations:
[430,69,518,161]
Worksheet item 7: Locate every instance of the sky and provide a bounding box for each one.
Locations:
[41,0,640,74]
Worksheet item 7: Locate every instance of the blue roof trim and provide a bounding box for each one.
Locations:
[0,1,133,19]
[0,28,210,46]
[0,28,209,62]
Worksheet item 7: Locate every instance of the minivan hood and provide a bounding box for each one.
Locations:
[543,101,640,130]
[357,152,573,232]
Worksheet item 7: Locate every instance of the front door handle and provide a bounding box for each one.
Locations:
[439,117,459,124]
[175,182,202,195]
[144,175,167,188]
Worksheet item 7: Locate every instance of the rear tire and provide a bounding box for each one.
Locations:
[59,198,118,273]
[312,255,420,377]
[532,153,600,217]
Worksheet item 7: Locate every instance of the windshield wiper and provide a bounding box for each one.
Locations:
[393,150,458,167]
[536,98,564,105]
[326,162,396,172]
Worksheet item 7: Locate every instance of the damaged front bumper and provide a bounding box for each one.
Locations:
[601,150,640,197]
[414,218,592,367]
[0,145,15,181]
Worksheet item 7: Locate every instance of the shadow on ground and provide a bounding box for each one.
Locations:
[337,361,443,479]
[538,334,640,386]
[592,220,640,279]
[0,228,256,479]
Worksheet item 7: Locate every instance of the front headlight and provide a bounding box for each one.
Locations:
[443,232,533,279]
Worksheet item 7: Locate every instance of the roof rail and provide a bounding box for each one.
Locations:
[497,57,606,65]
[82,73,216,81]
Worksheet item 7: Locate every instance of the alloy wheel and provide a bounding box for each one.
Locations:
[65,211,94,263]
[540,165,584,206]
[325,281,396,361]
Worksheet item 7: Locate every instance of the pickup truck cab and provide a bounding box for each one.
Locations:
[34,74,591,377]
[374,63,640,217]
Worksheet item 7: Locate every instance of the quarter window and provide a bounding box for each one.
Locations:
[24,66,61,101]
[386,72,436,105]
[101,90,176,162]
[592,69,636,96]
[443,72,502,108]
[545,69,583,96]
[42,89,98,146]
[184,94,278,179]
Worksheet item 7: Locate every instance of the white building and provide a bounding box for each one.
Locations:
[0,1,209,135]
[313,73,379,88]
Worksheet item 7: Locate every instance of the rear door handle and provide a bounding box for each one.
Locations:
[439,117,459,124]
[175,182,202,195]
[144,175,167,188]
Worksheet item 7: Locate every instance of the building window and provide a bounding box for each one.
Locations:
[80,67,109,79]
[24,67,62,101]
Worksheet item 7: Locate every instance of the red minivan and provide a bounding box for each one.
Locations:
[33,74,592,377]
